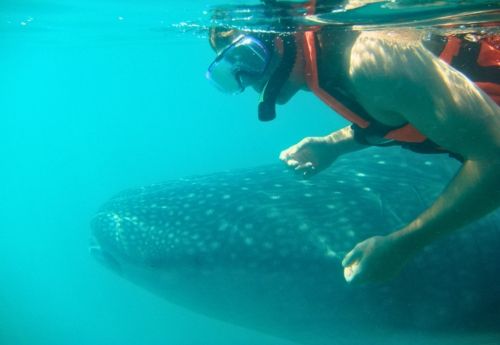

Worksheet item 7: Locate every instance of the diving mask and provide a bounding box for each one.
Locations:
[206,34,271,94]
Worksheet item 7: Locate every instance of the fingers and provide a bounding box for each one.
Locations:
[280,149,317,178]
[279,145,299,162]
[294,161,316,178]
[342,246,363,283]
[343,262,361,283]
[279,137,311,162]
[342,245,362,267]
[286,159,299,168]
[279,149,293,162]
[279,138,321,179]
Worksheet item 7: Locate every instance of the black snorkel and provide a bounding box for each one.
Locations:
[257,0,298,121]
[258,33,297,121]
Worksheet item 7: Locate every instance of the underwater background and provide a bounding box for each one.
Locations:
[1,1,336,344]
[0,0,498,344]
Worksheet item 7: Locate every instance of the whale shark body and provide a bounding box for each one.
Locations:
[90,148,500,345]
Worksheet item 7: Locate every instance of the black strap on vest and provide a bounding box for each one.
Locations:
[424,33,500,84]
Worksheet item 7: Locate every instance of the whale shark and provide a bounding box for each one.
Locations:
[90,147,500,345]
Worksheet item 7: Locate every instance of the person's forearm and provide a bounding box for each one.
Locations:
[324,125,367,156]
[393,157,500,253]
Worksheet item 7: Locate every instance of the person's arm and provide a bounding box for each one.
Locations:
[343,31,500,283]
[396,158,500,249]
[383,40,500,261]
[279,125,367,177]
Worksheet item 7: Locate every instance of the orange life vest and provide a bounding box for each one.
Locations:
[300,1,499,150]
[428,33,500,105]
[302,29,499,147]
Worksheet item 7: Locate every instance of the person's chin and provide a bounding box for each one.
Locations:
[250,79,299,104]
[276,88,298,104]
[252,86,264,94]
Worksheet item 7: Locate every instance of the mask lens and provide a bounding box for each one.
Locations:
[206,35,270,94]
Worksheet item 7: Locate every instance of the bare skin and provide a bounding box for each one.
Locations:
[279,30,500,284]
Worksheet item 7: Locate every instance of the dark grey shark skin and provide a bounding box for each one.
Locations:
[90,147,500,345]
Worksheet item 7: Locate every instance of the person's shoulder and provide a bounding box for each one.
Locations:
[356,30,423,45]
[349,29,429,76]
[348,29,438,118]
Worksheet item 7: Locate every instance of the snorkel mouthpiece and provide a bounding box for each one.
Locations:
[258,87,277,121]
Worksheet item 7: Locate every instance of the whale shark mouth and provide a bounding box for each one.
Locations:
[89,236,122,275]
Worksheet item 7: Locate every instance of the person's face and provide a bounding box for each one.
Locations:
[207,31,304,105]
[207,34,276,95]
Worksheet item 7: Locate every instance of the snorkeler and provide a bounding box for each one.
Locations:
[206,0,500,284]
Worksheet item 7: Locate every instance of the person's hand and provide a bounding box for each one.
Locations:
[342,234,413,284]
[279,136,339,178]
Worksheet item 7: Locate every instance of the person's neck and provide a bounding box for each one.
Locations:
[276,35,308,104]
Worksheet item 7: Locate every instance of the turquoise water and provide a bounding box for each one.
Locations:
[0,1,336,344]
[0,1,498,345]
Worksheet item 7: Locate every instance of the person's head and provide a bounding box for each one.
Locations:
[207,27,280,95]
[206,2,308,121]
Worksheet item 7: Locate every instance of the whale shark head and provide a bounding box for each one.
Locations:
[89,165,354,328]
[90,148,500,345]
